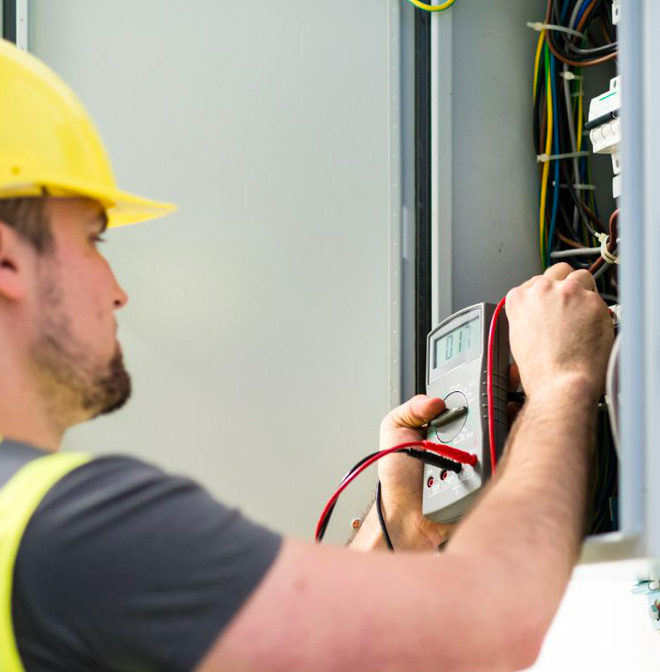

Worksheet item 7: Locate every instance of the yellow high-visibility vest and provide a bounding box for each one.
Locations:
[0,450,91,672]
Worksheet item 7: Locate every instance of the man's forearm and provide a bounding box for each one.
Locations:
[446,374,597,636]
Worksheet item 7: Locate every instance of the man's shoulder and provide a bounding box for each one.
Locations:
[11,444,282,672]
[29,449,219,537]
[0,439,165,494]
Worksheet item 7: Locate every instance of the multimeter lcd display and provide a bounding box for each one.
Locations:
[432,316,481,373]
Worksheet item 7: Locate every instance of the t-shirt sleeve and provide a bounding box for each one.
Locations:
[12,455,283,672]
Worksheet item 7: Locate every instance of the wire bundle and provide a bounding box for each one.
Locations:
[533,0,618,297]
[590,408,618,533]
[533,1,619,534]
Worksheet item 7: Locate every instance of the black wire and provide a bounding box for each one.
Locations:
[317,451,382,542]
[318,446,464,545]
[545,0,617,65]
[546,3,618,65]
[562,164,599,238]
[342,451,381,480]
[376,480,395,551]
[406,448,462,472]
[601,2,616,43]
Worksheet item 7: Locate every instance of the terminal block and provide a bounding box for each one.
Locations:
[588,76,622,199]
[632,581,660,632]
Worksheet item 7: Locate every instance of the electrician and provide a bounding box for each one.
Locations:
[0,39,613,672]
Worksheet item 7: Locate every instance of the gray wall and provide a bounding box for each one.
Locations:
[30,0,401,543]
[449,0,542,310]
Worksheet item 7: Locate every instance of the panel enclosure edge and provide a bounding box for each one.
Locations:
[388,0,404,408]
[429,0,652,567]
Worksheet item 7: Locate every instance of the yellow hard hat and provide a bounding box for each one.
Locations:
[0,39,176,228]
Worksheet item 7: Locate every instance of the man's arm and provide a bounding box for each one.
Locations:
[196,264,613,672]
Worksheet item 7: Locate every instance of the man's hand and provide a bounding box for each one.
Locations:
[349,394,456,551]
[506,263,614,402]
[374,395,455,550]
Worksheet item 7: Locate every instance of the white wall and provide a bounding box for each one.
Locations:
[30,0,395,543]
[528,567,660,671]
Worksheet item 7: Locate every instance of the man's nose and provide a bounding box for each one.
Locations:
[113,282,129,309]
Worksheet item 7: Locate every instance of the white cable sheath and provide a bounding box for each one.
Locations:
[606,333,622,458]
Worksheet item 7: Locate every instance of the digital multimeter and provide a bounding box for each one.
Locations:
[423,303,510,524]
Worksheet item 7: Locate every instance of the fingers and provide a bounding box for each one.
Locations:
[564,268,597,292]
[516,262,573,292]
[516,264,596,295]
[547,263,596,291]
[381,395,446,432]
[543,262,574,281]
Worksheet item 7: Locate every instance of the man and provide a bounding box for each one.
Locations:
[0,40,613,672]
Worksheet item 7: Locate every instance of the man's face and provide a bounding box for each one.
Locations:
[29,197,131,424]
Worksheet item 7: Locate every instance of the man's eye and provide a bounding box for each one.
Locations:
[92,235,106,245]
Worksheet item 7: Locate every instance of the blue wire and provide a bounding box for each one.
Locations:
[575,0,592,27]
[560,0,572,23]
[547,52,561,268]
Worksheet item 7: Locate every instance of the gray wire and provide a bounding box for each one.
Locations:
[551,247,601,258]
[568,1,582,29]
[592,262,611,281]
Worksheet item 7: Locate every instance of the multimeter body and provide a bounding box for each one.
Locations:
[423,303,510,524]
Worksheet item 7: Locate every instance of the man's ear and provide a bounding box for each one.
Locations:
[0,221,31,302]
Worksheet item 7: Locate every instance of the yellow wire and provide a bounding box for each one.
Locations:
[539,166,550,267]
[577,85,583,153]
[539,42,553,267]
[533,33,544,99]
[404,0,457,11]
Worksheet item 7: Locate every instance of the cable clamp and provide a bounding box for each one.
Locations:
[552,182,595,191]
[526,21,586,39]
[560,71,583,81]
[596,233,619,264]
[537,151,590,163]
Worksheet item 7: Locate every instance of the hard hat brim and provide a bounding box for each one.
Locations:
[0,174,177,228]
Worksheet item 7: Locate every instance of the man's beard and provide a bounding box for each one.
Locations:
[32,275,132,422]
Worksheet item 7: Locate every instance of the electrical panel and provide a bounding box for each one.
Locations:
[421,0,660,564]
[588,76,622,199]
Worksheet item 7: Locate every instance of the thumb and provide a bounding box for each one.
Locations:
[381,395,446,432]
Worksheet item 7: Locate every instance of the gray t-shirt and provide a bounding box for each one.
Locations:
[1,440,282,672]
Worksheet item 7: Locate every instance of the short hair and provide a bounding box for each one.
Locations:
[0,197,53,253]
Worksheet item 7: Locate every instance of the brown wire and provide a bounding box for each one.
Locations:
[544,0,618,68]
[580,202,606,234]
[588,209,619,275]
[557,232,584,249]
